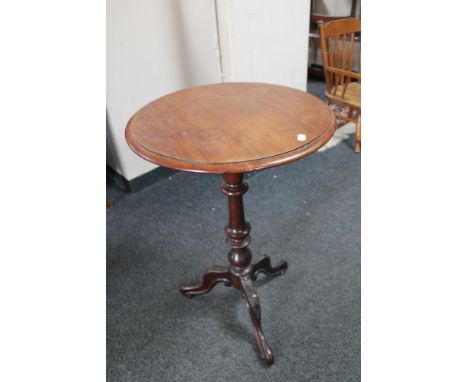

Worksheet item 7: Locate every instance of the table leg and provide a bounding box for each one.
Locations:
[252,255,288,280]
[180,173,287,365]
[179,265,231,297]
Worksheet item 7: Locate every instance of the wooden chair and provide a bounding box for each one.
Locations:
[308,0,359,79]
[318,18,361,152]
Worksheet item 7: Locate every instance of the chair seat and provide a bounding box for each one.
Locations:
[326,82,361,109]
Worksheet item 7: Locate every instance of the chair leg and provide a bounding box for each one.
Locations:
[354,114,361,153]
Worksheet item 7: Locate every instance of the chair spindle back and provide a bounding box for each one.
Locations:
[318,18,361,99]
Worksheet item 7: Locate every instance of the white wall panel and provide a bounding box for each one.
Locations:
[217,0,311,91]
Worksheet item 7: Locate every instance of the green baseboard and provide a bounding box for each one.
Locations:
[107,165,177,193]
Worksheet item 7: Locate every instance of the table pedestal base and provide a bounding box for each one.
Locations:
[180,173,288,365]
[180,256,287,364]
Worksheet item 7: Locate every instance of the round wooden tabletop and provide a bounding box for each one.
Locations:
[125,83,336,174]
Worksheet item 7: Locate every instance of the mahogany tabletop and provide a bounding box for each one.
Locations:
[125,83,335,174]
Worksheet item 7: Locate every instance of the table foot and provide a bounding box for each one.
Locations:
[239,276,275,365]
[180,265,231,298]
[252,256,288,281]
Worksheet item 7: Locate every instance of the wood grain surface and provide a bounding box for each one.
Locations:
[125,83,336,173]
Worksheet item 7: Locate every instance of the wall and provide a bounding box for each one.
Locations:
[217,0,311,90]
[314,0,359,16]
[178,0,222,86]
[106,0,190,179]
[107,0,312,181]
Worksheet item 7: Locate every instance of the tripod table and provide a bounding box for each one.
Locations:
[125,83,336,365]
